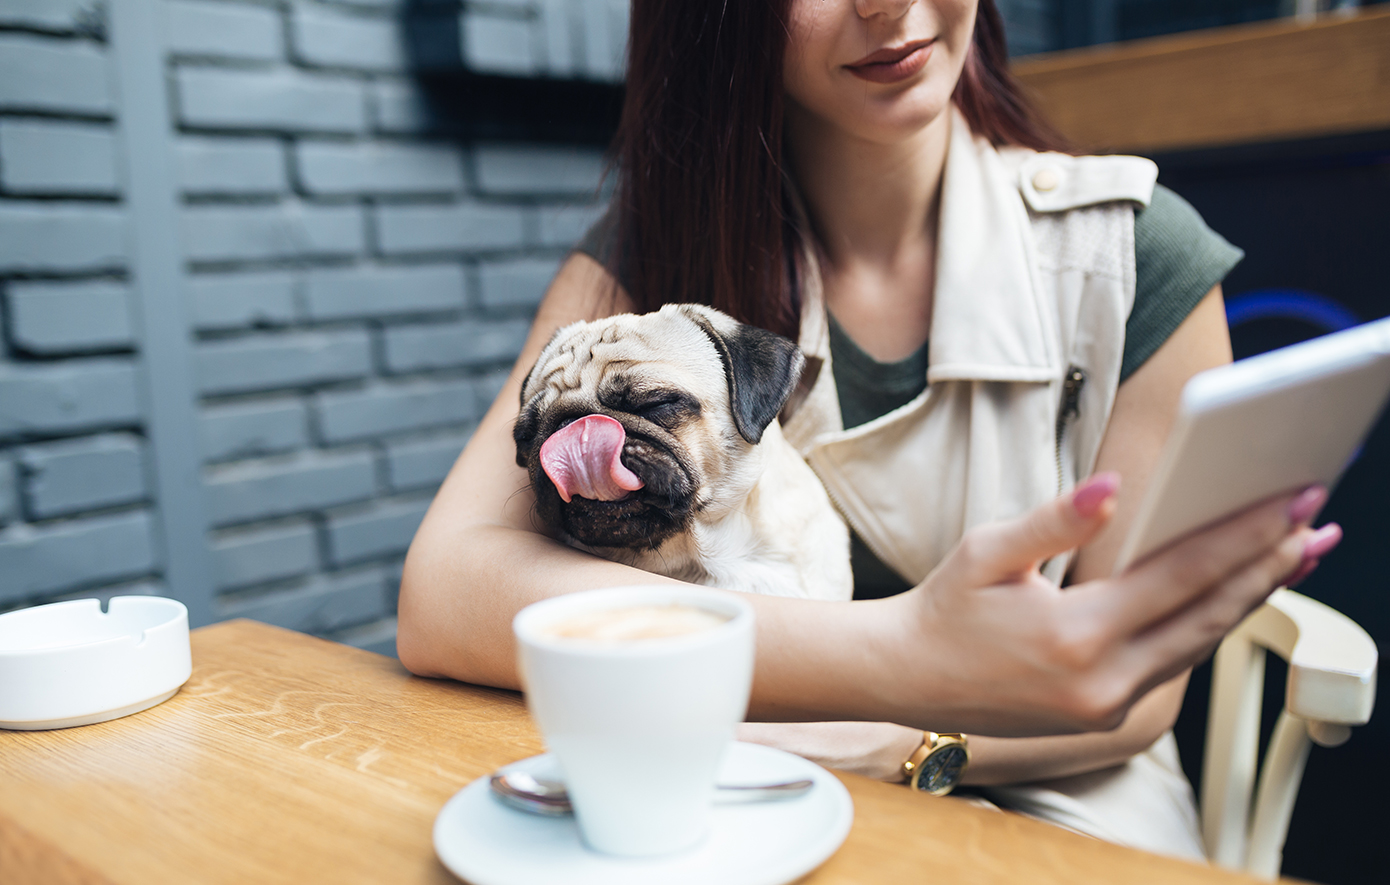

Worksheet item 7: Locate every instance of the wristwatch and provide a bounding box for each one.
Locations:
[901,731,969,797]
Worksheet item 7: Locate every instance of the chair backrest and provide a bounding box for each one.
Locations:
[1201,589,1377,879]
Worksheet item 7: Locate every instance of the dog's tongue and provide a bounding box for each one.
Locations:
[539,414,645,503]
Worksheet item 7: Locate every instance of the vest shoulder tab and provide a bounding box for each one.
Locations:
[1013,152,1158,213]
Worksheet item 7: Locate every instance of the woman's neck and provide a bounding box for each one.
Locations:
[784,103,950,269]
[784,103,952,362]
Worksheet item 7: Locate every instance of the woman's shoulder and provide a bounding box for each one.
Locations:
[1121,183,1244,382]
[1000,147,1158,214]
[1132,183,1243,295]
[1134,184,1233,257]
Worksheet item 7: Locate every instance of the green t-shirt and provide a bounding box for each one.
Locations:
[835,184,1243,598]
[576,184,1244,599]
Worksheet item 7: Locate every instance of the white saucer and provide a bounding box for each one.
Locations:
[433,742,853,885]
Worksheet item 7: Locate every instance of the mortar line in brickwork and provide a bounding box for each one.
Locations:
[109,0,216,626]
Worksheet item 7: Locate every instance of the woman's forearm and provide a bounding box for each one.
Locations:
[961,673,1189,785]
[738,673,1188,784]
[397,522,683,686]
[398,476,907,708]
[399,514,909,716]
[399,495,926,725]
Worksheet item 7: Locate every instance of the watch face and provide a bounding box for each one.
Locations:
[917,745,968,794]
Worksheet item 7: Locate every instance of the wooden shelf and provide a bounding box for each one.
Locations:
[1012,8,1390,155]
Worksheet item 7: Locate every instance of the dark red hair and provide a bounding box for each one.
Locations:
[608,0,1068,339]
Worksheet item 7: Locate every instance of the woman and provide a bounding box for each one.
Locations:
[399,0,1338,859]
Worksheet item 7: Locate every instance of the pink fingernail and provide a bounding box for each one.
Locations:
[1287,558,1319,588]
[1073,472,1120,519]
[1286,486,1327,524]
[1303,523,1343,561]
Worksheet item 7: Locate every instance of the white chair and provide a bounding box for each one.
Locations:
[1201,588,1378,879]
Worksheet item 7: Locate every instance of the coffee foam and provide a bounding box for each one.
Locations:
[543,604,730,643]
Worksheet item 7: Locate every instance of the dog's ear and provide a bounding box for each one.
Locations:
[682,306,805,445]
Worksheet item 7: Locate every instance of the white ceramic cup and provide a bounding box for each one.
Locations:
[512,585,755,857]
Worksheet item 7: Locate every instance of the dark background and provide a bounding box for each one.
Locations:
[1159,133,1390,884]
[1056,0,1390,49]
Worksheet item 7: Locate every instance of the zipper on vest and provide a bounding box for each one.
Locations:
[1054,365,1087,496]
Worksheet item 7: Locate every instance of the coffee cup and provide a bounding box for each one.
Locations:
[512,585,755,857]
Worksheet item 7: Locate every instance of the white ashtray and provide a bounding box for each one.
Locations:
[0,596,192,731]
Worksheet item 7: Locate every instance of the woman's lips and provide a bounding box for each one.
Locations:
[844,40,934,84]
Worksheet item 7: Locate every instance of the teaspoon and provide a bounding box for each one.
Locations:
[489,770,815,817]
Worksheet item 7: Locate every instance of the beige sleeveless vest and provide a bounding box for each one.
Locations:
[781,108,1159,585]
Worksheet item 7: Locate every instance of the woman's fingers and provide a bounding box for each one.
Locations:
[943,472,1121,586]
[1027,527,1311,733]
[1113,525,1318,705]
[1284,522,1342,587]
[1015,490,1327,730]
[1077,487,1319,640]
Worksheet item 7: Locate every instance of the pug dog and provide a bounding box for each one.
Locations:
[513,303,851,601]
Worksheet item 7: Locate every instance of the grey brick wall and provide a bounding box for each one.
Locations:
[17,433,149,519]
[0,0,608,657]
[0,118,120,195]
[7,280,135,353]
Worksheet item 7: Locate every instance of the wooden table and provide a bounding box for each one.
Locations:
[1,620,1270,884]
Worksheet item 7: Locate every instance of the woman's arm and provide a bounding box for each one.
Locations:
[399,261,1318,737]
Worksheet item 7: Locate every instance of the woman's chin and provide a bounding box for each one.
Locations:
[789,76,956,146]
[838,94,955,146]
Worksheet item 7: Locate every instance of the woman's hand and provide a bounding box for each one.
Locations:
[889,472,1332,736]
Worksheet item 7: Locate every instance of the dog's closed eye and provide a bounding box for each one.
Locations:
[633,394,701,428]
[600,387,702,430]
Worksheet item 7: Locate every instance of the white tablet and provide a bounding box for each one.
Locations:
[1113,315,1390,574]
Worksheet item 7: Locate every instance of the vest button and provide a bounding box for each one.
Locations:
[1032,167,1061,192]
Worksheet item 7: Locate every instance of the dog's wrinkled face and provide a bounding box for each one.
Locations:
[513,304,804,552]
